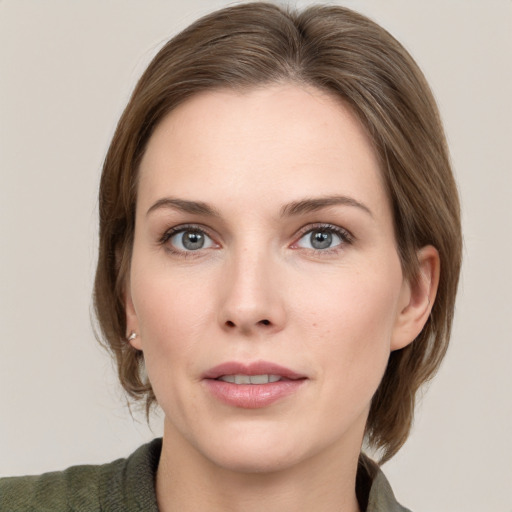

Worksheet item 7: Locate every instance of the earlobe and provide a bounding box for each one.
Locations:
[391,245,440,351]
[125,284,142,350]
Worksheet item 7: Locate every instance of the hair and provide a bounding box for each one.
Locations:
[94,2,462,463]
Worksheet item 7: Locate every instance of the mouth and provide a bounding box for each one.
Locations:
[217,374,284,384]
[202,361,307,409]
[203,360,306,381]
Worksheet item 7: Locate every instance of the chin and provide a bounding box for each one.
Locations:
[205,441,305,475]
[174,416,308,474]
[196,417,340,476]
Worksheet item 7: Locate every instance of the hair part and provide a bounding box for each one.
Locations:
[94,2,462,463]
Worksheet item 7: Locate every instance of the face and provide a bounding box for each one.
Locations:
[127,84,415,473]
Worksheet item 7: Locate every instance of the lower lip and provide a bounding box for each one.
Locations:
[203,379,306,409]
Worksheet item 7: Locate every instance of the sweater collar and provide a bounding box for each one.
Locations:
[125,438,410,512]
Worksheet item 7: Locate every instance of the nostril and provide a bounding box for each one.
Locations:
[224,319,271,329]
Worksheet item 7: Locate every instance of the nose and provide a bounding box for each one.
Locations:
[218,248,286,336]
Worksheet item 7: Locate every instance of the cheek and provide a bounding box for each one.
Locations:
[295,261,403,387]
[301,264,401,336]
[133,242,217,320]
[130,260,217,377]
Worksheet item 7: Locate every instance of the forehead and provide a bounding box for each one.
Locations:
[137,83,389,219]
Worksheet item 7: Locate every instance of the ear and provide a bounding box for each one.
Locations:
[391,245,440,351]
[124,281,143,351]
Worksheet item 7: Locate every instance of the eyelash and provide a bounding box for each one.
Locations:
[159,223,354,257]
[159,224,217,258]
[292,223,354,255]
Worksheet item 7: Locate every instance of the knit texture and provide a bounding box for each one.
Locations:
[0,439,161,511]
[0,439,410,511]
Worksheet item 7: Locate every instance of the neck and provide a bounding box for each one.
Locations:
[156,421,363,512]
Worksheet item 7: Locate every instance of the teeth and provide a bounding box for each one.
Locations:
[248,374,269,384]
[218,374,281,384]
[235,375,251,384]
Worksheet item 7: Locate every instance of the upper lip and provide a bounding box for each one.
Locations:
[202,361,306,380]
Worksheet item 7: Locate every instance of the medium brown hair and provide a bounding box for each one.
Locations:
[94,2,462,463]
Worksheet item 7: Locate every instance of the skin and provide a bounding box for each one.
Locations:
[126,83,439,512]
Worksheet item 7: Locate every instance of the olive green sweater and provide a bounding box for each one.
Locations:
[0,439,411,511]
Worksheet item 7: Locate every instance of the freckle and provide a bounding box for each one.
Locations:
[313,323,317,327]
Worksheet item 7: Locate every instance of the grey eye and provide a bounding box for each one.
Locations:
[170,229,214,251]
[310,231,333,249]
[297,229,342,250]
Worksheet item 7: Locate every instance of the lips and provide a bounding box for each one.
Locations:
[202,361,307,409]
[203,361,305,380]
[218,374,281,384]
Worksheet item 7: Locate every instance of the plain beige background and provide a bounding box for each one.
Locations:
[0,1,511,511]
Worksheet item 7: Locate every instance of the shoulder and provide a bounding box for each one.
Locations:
[359,453,412,512]
[0,463,105,511]
[0,438,162,512]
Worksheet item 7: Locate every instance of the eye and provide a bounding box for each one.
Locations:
[294,225,350,251]
[165,227,216,252]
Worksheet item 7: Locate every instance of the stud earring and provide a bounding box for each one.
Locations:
[127,331,138,341]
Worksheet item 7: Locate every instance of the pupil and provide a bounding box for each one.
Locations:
[311,230,332,250]
[183,231,204,250]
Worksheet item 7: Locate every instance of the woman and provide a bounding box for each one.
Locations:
[0,3,462,511]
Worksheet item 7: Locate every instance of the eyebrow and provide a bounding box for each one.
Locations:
[146,198,221,217]
[146,194,373,219]
[280,195,373,218]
